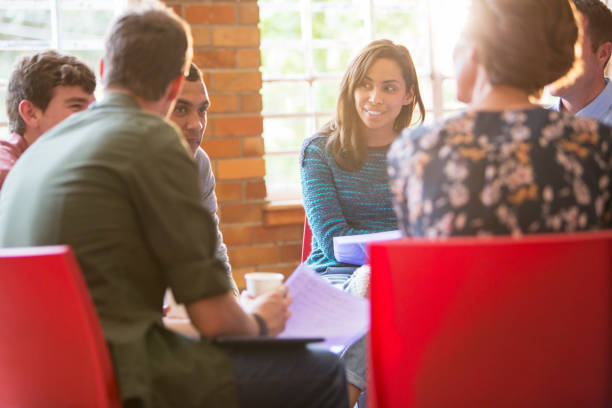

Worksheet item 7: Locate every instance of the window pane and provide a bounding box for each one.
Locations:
[262,81,308,115]
[312,9,365,41]
[261,48,305,76]
[442,78,464,111]
[375,18,429,74]
[0,5,51,43]
[418,78,433,112]
[431,0,470,77]
[260,10,301,40]
[265,153,302,202]
[0,87,7,125]
[60,8,114,43]
[312,47,353,74]
[374,10,416,41]
[0,50,44,78]
[316,114,333,130]
[264,117,308,153]
[259,0,295,4]
[313,78,339,112]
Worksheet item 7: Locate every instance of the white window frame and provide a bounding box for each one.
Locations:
[260,0,468,203]
[0,0,128,129]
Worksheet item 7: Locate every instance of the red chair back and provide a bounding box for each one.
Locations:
[0,246,121,408]
[301,216,313,263]
[369,231,612,408]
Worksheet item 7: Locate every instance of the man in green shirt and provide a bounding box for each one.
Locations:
[0,7,348,408]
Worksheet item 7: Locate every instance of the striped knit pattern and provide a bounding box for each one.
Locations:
[299,134,398,272]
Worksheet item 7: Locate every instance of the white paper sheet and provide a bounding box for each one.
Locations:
[333,230,402,265]
[278,264,369,349]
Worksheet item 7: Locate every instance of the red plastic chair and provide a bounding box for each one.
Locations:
[368,231,612,408]
[301,216,313,262]
[0,246,121,408]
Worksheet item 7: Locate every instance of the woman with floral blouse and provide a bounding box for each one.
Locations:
[388,0,612,237]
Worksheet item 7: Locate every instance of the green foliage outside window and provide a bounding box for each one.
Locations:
[264,117,307,152]
[0,9,51,41]
[262,81,309,115]
[259,10,301,40]
[312,10,364,40]
[60,9,115,41]
[261,48,305,76]
[312,48,353,75]
[313,78,340,112]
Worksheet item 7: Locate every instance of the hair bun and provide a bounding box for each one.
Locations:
[468,0,578,95]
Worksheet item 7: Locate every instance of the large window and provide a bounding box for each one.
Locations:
[259,0,470,202]
[0,0,128,131]
[260,0,612,203]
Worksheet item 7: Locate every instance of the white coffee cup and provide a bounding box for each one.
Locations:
[245,272,284,297]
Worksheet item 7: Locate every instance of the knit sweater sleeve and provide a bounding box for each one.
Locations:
[300,136,361,260]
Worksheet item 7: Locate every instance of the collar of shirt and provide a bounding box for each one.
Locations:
[93,91,142,111]
[578,77,612,122]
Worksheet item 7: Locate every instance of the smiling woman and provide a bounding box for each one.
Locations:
[299,39,426,406]
[300,39,424,274]
[323,40,425,172]
[353,58,416,146]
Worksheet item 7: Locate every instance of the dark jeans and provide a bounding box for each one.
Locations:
[320,266,358,289]
[358,392,367,408]
[222,344,349,408]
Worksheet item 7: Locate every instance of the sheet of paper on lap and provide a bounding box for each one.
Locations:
[279,264,369,350]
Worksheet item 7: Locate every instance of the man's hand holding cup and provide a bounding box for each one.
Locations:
[241,273,291,337]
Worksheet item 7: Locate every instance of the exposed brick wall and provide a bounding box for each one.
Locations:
[164,0,303,289]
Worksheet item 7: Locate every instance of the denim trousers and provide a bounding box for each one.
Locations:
[320,267,368,407]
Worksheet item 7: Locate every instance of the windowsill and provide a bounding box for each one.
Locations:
[263,201,304,226]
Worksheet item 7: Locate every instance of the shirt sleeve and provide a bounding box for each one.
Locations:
[0,141,20,192]
[127,126,232,304]
[195,148,237,293]
[300,137,365,260]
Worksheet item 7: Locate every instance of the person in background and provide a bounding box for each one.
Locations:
[300,39,425,282]
[164,62,237,321]
[549,0,612,125]
[388,0,611,240]
[300,38,425,407]
[0,7,348,408]
[169,63,232,285]
[0,50,96,190]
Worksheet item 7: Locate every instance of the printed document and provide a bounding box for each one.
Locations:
[279,264,369,349]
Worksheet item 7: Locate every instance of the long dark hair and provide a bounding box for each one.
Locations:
[323,39,425,171]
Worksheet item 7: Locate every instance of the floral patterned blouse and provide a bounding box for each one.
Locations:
[387,108,612,238]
